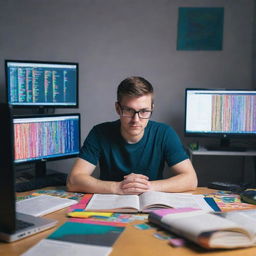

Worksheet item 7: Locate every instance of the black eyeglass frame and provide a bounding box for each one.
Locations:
[117,102,153,119]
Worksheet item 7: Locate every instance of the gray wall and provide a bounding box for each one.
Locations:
[0,0,255,186]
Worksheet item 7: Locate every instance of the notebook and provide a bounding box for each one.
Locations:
[16,194,77,217]
[0,104,57,242]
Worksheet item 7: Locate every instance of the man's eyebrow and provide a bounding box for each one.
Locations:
[123,106,151,111]
[140,108,151,111]
[122,106,133,110]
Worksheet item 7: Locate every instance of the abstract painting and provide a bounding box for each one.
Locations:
[177,7,224,50]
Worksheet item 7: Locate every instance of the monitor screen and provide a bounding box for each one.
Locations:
[13,114,80,164]
[185,89,256,149]
[5,60,78,107]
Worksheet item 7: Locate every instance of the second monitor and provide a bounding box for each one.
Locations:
[13,113,80,178]
[185,89,256,151]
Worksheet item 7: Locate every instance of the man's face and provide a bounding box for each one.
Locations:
[116,94,153,142]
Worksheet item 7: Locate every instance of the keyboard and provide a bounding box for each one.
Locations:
[16,173,68,192]
[207,181,251,193]
[16,219,34,231]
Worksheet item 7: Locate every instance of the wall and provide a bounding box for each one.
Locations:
[0,0,255,185]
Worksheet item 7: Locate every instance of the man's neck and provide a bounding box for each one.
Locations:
[121,130,144,144]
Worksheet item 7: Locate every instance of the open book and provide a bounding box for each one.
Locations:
[85,191,213,212]
[149,208,256,249]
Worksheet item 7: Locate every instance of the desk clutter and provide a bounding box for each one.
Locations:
[203,190,256,211]
[15,189,256,255]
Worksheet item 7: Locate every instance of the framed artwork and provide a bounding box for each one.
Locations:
[177,7,224,50]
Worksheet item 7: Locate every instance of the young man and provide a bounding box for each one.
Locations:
[67,77,197,194]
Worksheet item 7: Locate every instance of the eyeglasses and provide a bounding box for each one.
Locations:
[118,103,153,119]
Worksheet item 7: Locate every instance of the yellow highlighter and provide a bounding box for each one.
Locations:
[68,211,113,218]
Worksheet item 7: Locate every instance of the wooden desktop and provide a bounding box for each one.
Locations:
[1,187,256,256]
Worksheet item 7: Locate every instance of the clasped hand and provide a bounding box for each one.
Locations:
[117,173,151,195]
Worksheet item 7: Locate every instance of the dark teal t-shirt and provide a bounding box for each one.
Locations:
[79,120,188,181]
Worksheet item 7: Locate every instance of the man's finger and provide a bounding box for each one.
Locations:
[122,177,149,186]
[124,173,149,180]
[122,187,149,194]
[121,181,150,190]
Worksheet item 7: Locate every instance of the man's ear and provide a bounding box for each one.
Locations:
[152,103,155,110]
[115,102,120,115]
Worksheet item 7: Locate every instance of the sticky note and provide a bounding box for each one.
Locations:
[67,211,113,218]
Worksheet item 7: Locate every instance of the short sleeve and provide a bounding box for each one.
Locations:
[79,126,101,166]
[164,127,188,167]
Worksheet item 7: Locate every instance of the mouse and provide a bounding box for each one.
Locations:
[240,190,256,205]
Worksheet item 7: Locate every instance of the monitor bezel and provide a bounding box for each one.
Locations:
[184,88,256,139]
[13,113,81,165]
[0,103,16,233]
[5,59,79,108]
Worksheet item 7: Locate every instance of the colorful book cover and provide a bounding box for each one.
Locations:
[48,222,125,247]
[68,213,148,227]
[22,222,125,256]
[32,189,85,200]
[203,191,256,211]
[68,194,93,211]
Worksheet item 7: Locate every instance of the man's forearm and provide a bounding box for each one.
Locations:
[67,173,119,194]
[150,173,198,193]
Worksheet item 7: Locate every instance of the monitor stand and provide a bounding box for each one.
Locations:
[35,161,47,177]
[206,138,247,152]
[15,162,68,192]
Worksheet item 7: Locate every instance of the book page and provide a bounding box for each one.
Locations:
[22,238,112,256]
[215,209,256,236]
[161,212,248,244]
[139,191,212,211]
[85,194,140,212]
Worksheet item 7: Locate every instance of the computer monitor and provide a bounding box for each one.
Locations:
[0,104,57,240]
[185,89,256,150]
[13,113,80,176]
[5,60,78,108]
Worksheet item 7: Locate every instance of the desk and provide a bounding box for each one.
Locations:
[1,187,256,256]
